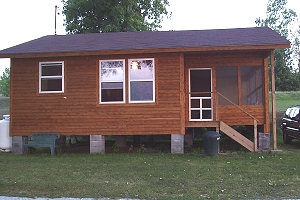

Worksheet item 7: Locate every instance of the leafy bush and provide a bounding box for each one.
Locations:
[0,67,10,97]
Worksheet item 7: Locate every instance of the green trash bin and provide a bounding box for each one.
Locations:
[203,131,221,156]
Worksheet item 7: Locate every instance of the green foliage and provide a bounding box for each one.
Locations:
[291,25,300,72]
[255,0,297,37]
[111,144,120,153]
[0,97,9,116]
[137,144,146,153]
[256,0,300,91]
[62,0,171,34]
[271,49,300,91]
[0,67,10,97]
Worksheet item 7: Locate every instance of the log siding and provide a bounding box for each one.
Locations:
[10,54,183,136]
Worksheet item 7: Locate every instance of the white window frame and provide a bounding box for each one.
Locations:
[99,59,125,104]
[39,61,64,94]
[128,58,155,103]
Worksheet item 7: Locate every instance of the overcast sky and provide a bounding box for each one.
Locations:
[0,0,299,73]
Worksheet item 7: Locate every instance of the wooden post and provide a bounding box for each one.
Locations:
[254,119,257,152]
[179,54,185,135]
[215,93,219,121]
[270,51,277,150]
[264,56,270,133]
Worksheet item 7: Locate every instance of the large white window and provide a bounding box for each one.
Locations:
[128,58,155,103]
[100,59,125,104]
[39,61,64,93]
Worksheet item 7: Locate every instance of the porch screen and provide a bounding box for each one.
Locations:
[216,67,238,105]
[241,66,263,105]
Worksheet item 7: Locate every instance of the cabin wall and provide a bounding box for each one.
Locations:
[10,54,183,136]
[218,106,265,125]
[184,52,269,129]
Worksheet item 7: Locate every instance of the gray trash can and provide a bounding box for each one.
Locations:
[203,131,221,156]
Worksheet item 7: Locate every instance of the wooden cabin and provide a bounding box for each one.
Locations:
[0,27,290,154]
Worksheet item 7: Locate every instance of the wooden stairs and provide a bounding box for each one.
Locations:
[219,121,256,152]
[186,120,257,152]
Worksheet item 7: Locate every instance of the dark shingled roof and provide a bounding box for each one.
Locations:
[0,27,290,57]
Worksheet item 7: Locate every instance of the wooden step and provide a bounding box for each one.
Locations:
[219,121,255,152]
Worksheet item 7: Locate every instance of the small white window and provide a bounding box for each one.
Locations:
[128,58,155,103]
[39,61,64,93]
[100,59,125,104]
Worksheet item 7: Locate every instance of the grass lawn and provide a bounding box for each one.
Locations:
[1,142,300,199]
[272,91,300,112]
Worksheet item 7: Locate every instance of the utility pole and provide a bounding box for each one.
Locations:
[55,5,59,35]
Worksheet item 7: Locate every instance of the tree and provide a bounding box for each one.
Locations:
[291,25,300,72]
[62,0,171,34]
[0,67,10,97]
[255,0,300,91]
[255,0,297,38]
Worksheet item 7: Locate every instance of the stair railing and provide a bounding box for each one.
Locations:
[216,92,259,152]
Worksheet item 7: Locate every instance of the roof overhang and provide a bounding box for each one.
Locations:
[0,44,290,59]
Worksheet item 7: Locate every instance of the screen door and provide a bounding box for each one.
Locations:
[189,69,212,121]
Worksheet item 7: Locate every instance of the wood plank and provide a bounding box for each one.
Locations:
[264,56,270,133]
[218,105,265,125]
[270,51,277,150]
[185,121,219,128]
[180,54,185,134]
[254,119,258,152]
[220,121,254,152]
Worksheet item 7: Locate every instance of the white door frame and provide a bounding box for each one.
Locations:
[189,68,213,121]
